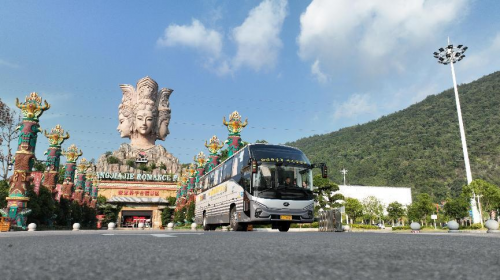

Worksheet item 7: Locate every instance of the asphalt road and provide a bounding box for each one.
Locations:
[1,230,499,280]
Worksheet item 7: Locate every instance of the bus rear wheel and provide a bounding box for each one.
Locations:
[278,222,290,232]
[203,214,210,231]
[230,207,245,231]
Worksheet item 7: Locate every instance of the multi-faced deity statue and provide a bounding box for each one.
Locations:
[117,76,173,149]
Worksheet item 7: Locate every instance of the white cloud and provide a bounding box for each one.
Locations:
[157,19,223,58]
[333,94,377,120]
[232,0,288,71]
[297,0,469,81]
[459,33,500,83]
[311,59,328,83]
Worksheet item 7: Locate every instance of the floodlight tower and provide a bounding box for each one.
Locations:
[341,168,348,185]
[433,38,481,225]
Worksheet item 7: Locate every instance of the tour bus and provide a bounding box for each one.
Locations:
[194,143,327,232]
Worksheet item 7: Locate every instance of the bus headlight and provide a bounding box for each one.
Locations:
[255,208,262,218]
[308,210,313,218]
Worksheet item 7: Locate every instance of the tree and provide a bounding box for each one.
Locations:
[462,179,500,218]
[344,197,363,224]
[96,195,120,224]
[362,196,384,224]
[0,100,20,181]
[0,180,9,208]
[107,156,120,164]
[186,202,195,223]
[408,193,435,225]
[443,196,469,221]
[255,140,268,144]
[386,201,405,226]
[312,175,343,214]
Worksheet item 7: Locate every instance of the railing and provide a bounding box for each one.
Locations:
[318,209,342,232]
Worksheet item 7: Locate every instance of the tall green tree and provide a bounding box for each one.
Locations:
[462,179,500,218]
[312,175,343,214]
[387,201,405,226]
[408,193,435,225]
[443,196,469,221]
[0,180,9,209]
[362,196,384,224]
[344,197,363,224]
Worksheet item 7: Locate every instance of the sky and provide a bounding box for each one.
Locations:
[1,0,499,166]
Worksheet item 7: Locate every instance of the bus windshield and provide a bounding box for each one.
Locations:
[252,163,313,200]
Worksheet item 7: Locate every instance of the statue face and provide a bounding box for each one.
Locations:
[135,109,154,135]
[117,113,131,137]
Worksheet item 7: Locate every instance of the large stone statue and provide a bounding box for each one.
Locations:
[117,76,172,149]
[96,76,180,178]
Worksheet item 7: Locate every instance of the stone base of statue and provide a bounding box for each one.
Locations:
[96,143,181,175]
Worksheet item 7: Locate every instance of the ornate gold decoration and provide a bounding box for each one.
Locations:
[44,124,70,147]
[223,111,248,135]
[188,163,197,177]
[76,158,90,173]
[204,135,224,155]
[181,175,188,184]
[194,151,207,167]
[15,92,50,120]
[62,144,83,163]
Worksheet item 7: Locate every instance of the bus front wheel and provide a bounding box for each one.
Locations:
[278,222,290,232]
[230,207,245,231]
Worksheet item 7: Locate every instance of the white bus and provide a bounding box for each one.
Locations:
[195,143,327,232]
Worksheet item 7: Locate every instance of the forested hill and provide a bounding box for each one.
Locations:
[287,71,500,201]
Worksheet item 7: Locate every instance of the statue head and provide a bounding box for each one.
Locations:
[118,76,173,149]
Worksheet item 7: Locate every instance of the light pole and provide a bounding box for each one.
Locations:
[341,168,348,185]
[433,38,481,225]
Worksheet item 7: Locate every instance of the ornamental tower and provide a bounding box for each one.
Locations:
[73,158,89,205]
[223,111,247,157]
[90,176,99,208]
[42,124,69,193]
[204,135,224,172]
[2,93,50,229]
[60,144,82,199]
[83,171,94,206]
[194,152,207,187]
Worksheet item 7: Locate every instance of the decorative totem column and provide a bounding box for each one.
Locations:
[2,93,50,229]
[204,135,224,172]
[42,124,69,193]
[176,175,188,210]
[90,176,99,208]
[83,171,94,206]
[60,144,82,200]
[194,152,207,190]
[73,158,89,205]
[223,111,247,157]
[186,164,197,203]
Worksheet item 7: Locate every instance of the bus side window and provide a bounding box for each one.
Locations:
[224,160,233,181]
[239,167,251,193]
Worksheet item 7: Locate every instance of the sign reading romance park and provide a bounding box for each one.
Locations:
[96,172,178,182]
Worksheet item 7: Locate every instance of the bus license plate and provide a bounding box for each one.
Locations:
[280,215,292,220]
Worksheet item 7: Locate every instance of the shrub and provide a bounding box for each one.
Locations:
[392,226,411,231]
[107,156,120,164]
[126,159,135,168]
[350,224,379,230]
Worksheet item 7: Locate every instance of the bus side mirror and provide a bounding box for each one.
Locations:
[321,164,328,178]
[251,160,258,174]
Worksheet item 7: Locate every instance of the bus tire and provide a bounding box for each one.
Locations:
[278,222,290,232]
[229,207,244,231]
[203,213,210,231]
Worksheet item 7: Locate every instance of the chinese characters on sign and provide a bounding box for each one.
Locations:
[259,158,308,165]
[118,190,160,196]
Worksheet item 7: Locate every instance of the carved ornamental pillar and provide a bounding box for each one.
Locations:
[60,144,82,200]
[42,125,69,193]
[223,111,247,157]
[204,135,223,172]
[2,93,50,229]
[73,158,89,205]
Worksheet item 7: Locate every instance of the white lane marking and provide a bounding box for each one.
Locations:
[102,233,204,238]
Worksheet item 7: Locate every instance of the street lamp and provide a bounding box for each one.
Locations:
[433,38,482,225]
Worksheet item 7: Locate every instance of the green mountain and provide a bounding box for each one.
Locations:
[287,71,500,201]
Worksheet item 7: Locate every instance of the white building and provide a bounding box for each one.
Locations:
[336,185,412,214]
